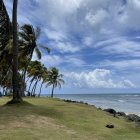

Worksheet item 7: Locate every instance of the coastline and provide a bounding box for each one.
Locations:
[52,94,140,117]
[62,98,140,118]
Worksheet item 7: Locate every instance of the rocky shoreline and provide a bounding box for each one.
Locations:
[63,99,140,128]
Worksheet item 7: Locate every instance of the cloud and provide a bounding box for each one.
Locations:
[55,42,80,53]
[94,37,140,57]
[41,55,62,67]
[4,0,140,90]
[34,54,86,68]
[85,9,108,26]
[99,59,140,70]
[44,28,67,41]
[116,0,140,30]
[65,69,135,88]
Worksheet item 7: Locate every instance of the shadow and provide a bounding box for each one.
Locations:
[4,100,34,107]
[0,99,63,122]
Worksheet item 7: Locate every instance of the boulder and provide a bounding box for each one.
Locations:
[127,114,140,122]
[117,112,126,117]
[106,123,114,128]
[104,108,116,117]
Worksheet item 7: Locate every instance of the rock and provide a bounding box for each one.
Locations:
[117,112,126,117]
[98,107,102,110]
[127,114,140,122]
[106,123,114,128]
[104,108,116,117]
[64,99,88,105]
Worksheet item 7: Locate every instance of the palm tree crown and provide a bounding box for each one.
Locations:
[46,67,64,98]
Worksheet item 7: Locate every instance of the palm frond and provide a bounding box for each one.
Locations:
[35,47,41,59]
[57,78,65,84]
[40,45,50,54]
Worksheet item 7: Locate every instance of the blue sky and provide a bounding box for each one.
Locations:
[5,0,140,94]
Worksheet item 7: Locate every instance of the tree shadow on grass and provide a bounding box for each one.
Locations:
[0,99,63,122]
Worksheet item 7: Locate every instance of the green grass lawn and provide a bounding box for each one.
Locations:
[0,97,139,140]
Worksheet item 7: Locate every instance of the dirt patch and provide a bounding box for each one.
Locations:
[0,115,76,135]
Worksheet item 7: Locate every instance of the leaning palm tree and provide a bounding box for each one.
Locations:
[38,66,48,97]
[27,61,45,96]
[46,67,64,98]
[19,24,50,96]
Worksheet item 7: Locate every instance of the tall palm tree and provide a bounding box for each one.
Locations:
[11,0,22,102]
[19,24,50,96]
[0,0,11,52]
[46,67,64,98]
[0,1,13,95]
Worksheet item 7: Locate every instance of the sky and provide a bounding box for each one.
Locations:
[4,0,140,94]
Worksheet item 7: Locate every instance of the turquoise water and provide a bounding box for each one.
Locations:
[52,94,140,115]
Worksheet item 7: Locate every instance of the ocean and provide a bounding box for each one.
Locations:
[51,94,140,116]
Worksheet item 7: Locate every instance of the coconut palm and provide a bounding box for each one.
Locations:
[46,67,64,98]
[11,0,22,102]
[0,0,11,53]
[19,24,50,96]
[38,66,48,97]
[27,61,45,96]
[0,0,12,83]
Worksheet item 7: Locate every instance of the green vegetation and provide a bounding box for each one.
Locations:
[0,1,140,139]
[0,97,139,140]
[0,1,64,99]
[46,67,65,98]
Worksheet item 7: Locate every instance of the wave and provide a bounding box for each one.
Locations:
[118,100,125,103]
[133,95,139,97]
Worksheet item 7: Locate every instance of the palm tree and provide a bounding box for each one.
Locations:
[0,0,12,70]
[38,66,48,97]
[46,67,64,98]
[0,0,11,53]
[27,61,45,96]
[11,0,22,102]
[19,24,50,96]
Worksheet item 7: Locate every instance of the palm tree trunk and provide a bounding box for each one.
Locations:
[26,77,30,83]
[31,79,38,96]
[3,87,5,95]
[22,49,34,96]
[10,0,21,103]
[28,79,33,94]
[21,68,26,96]
[33,80,38,96]
[38,81,43,97]
[33,78,40,96]
[31,82,36,96]
[51,84,55,98]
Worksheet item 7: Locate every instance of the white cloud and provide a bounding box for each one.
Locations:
[55,42,80,53]
[41,55,62,67]
[83,37,93,46]
[116,0,140,30]
[4,0,140,90]
[39,54,86,68]
[64,57,86,67]
[85,9,108,26]
[94,37,140,57]
[44,29,67,41]
[65,69,135,88]
[99,59,140,70]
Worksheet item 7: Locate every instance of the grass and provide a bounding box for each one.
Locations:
[0,97,139,140]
